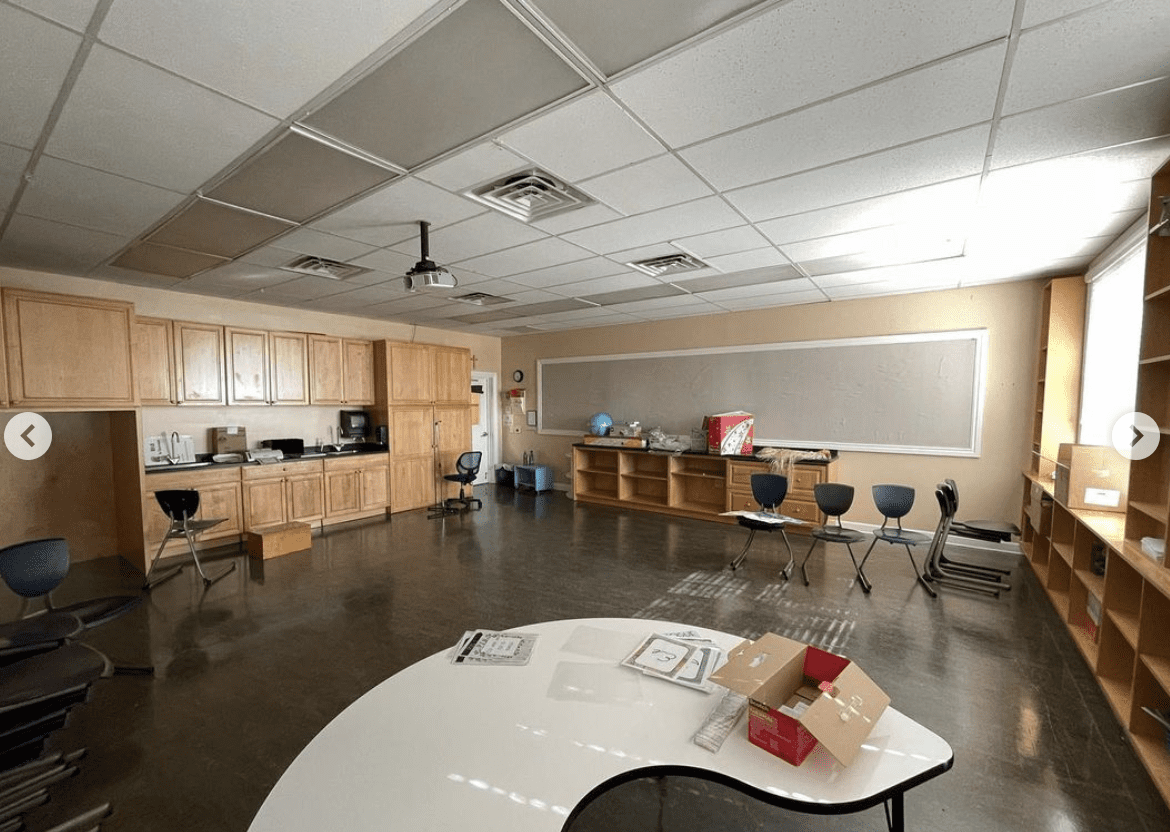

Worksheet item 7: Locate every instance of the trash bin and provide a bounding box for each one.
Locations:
[496,466,514,488]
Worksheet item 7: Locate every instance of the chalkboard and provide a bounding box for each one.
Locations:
[537,329,987,456]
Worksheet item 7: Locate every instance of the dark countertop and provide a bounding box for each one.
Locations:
[572,443,838,464]
[145,443,389,474]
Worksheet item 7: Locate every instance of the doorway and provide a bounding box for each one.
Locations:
[471,371,497,485]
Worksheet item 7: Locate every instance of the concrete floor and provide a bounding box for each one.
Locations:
[9,485,1170,831]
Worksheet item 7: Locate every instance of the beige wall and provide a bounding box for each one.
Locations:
[501,279,1046,532]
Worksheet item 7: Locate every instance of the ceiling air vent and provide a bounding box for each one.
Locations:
[465,168,593,223]
[626,253,709,277]
[453,292,511,306]
[282,255,370,280]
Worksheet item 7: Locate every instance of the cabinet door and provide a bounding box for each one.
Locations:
[391,456,432,512]
[199,482,244,539]
[389,342,432,403]
[244,478,287,528]
[309,334,344,404]
[227,327,269,405]
[391,406,434,455]
[134,317,175,405]
[360,463,390,510]
[173,321,226,405]
[269,331,309,405]
[3,288,136,407]
[286,473,324,523]
[435,405,471,500]
[343,339,375,405]
[325,469,361,516]
[432,347,470,404]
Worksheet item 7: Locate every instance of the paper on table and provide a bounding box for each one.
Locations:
[720,510,802,525]
[449,630,538,666]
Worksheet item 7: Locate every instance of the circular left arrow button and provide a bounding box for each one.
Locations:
[5,412,52,460]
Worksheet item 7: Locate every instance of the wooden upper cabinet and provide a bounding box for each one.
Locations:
[269,331,309,406]
[134,316,175,405]
[3,287,137,407]
[0,300,8,408]
[388,342,433,404]
[432,346,471,404]
[310,335,374,405]
[173,320,226,405]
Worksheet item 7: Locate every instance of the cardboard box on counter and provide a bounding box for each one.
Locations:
[705,411,754,456]
[710,633,889,766]
[1054,444,1128,512]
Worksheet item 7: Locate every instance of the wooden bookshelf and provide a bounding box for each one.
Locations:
[1029,277,1085,479]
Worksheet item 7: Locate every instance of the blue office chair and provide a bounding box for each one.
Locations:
[729,474,798,576]
[798,483,871,592]
[859,485,936,597]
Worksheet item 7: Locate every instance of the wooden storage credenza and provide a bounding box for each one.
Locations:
[572,445,838,532]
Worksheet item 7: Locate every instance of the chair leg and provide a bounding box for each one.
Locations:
[729,529,755,571]
[798,539,817,586]
[903,545,938,598]
[778,528,795,581]
[144,535,183,591]
[183,530,236,589]
[844,544,872,594]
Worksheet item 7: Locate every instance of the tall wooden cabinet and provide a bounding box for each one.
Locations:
[375,341,473,513]
[1030,276,1086,479]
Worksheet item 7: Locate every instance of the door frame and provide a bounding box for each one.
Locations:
[471,371,498,485]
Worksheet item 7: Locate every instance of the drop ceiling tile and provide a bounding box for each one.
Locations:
[1004,0,1170,115]
[799,236,964,276]
[1020,0,1110,29]
[350,248,418,275]
[564,195,743,254]
[241,275,350,301]
[714,289,828,311]
[270,227,376,262]
[611,0,1015,146]
[111,242,229,278]
[705,248,787,273]
[450,280,533,300]
[312,176,484,247]
[634,301,726,320]
[581,283,686,306]
[182,261,300,292]
[0,7,81,149]
[822,277,959,300]
[416,142,528,192]
[604,293,713,314]
[304,0,587,170]
[528,0,760,76]
[506,256,629,288]
[146,199,293,258]
[811,259,962,289]
[756,177,981,245]
[579,154,713,215]
[400,212,547,263]
[204,131,398,223]
[530,202,623,234]
[0,144,33,208]
[992,77,1170,169]
[681,43,1004,192]
[454,236,593,277]
[10,0,99,32]
[550,272,657,297]
[727,125,991,222]
[0,214,127,273]
[498,91,665,182]
[98,0,439,117]
[695,277,818,302]
[671,225,770,258]
[88,265,186,289]
[673,265,802,293]
[237,244,302,268]
[20,156,184,236]
[46,45,279,192]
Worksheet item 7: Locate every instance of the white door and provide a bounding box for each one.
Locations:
[471,371,497,485]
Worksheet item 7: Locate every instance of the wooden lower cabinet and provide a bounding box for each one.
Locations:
[144,468,243,558]
[573,446,838,531]
[387,404,472,512]
[392,456,433,512]
[242,460,325,528]
[324,454,390,519]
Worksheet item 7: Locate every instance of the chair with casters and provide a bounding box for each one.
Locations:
[729,474,799,576]
[859,484,937,597]
[147,490,237,590]
[0,538,149,675]
[798,483,872,592]
[443,452,483,511]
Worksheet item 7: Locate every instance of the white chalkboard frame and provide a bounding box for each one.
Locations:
[537,329,988,457]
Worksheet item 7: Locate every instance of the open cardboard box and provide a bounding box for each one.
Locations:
[710,633,889,766]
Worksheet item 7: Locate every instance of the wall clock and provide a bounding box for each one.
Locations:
[513,370,524,382]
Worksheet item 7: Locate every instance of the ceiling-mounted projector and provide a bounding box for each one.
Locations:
[404,220,457,291]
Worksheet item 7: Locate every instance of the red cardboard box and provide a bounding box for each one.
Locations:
[705,411,754,455]
[710,633,889,766]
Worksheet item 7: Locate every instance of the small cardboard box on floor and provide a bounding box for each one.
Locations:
[705,411,754,455]
[710,633,889,766]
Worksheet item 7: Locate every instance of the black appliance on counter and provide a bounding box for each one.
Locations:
[261,438,305,457]
[340,410,370,439]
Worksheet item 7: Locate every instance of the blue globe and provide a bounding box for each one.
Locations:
[589,412,614,436]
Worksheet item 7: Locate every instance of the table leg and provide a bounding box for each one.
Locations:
[885,792,905,832]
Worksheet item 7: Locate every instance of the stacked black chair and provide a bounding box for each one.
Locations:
[147,490,236,589]
[944,478,1019,545]
[798,483,872,592]
[729,474,799,576]
[444,452,483,511]
[859,484,937,597]
[920,486,1009,597]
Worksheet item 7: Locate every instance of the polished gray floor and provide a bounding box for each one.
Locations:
[10,486,1170,831]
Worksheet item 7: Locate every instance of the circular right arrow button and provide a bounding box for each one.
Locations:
[1113,412,1160,461]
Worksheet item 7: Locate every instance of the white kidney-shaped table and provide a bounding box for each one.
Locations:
[248,618,952,832]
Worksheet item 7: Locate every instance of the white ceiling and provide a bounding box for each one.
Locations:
[1,0,1168,336]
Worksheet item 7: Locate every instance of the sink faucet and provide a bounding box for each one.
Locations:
[167,431,180,464]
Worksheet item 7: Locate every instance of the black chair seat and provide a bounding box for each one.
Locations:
[812,526,868,545]
[0,644,104,712]
[729,474,796,575]
[800,483,871,591]
[872,528,931,546]
[51,595,142,631]
[148,491,235,589]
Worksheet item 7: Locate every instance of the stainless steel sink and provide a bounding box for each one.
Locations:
[146,461,214,470]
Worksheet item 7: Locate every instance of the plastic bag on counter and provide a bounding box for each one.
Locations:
[646,427,690,452]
